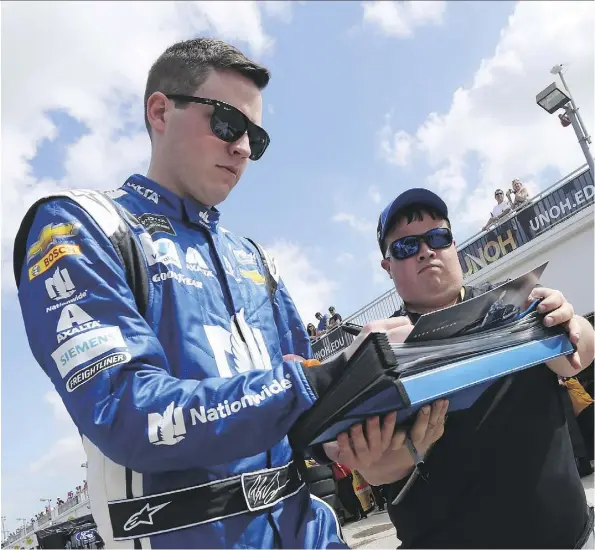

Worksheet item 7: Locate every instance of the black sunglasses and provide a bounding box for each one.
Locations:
[388,227,453,260]
[165,94,270,161]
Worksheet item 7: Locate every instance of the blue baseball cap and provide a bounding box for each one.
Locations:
[377,188,449,254]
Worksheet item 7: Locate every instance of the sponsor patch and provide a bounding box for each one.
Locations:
[29,244,82,280]
[126,181,159,203]
[46,267,76,300]
[137,213,176,236]
[241,270,266,285]
[140,234,181,269]
[46,291,87,313]
[152,271,203,289]
[233,249,257,265]
[66,351,131,391]
[185,247,214,276]
[27,222,80,263]
[51,326,126,378]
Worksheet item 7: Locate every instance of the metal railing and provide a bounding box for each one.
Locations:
[2,490,90,547]
[344,287,403,326]
[456,163,590,250]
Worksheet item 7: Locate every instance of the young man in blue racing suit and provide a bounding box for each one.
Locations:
[13,38,359,549]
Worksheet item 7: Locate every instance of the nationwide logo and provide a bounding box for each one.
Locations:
[189,376,292,424]
[198,210,210,225]
[27,222,80,263]
[125,181,159,204]
[240,270,266,285]
[140,234,181,269]
[185,247,214,277]
[66,351,131,391]
[46,291,88,313]
[148,402,186,446]
[46,267,76,301]
[147,376,293,445]
[29,244,82,280]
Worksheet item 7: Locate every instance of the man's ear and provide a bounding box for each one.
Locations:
[381,258,392,279]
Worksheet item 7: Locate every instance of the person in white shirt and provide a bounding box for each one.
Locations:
[482,188,511,230]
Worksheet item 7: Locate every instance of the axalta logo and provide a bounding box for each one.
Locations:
[147,376,293,446]
[185,247,214,277]
[126,181,159,204]
[152,271,203,289]
[27,222,80,263]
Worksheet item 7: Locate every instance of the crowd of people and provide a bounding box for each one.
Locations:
[4,481,89,545]
[307,306,343,341]
[482,178,530,231]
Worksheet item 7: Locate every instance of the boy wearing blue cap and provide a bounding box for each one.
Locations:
[323,188,595,549]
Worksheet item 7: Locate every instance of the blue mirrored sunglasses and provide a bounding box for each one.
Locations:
[387,227,453,260]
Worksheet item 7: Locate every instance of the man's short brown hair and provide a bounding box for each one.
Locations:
[144,37,270,137]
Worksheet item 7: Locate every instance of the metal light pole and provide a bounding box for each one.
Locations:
[1,516,7,543]
[551,64,594,175]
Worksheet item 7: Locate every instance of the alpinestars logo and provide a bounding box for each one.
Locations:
[123,501,171,532]
[148,402,187,446]
[46,267,76,300]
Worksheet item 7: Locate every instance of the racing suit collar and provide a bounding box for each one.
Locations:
[123,174,220,231]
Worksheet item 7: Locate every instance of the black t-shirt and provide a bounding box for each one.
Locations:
[387,285,592,549]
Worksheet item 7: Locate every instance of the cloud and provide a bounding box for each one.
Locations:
[379,120,414,166]
[265,240,337,324]
[362,0,446,37]
[29,392,86,477]
[336,252,355,264]
[1,1,292,292]
[332,212,377,234]
[368,186,382,204]
[378,1,594,236]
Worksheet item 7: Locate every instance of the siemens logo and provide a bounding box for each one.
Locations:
[51,326,126,378]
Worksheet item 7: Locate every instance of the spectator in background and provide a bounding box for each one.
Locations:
[328,306,342,329]
[507,179,530,209]
[563,377,594,461]
[306,323,317,340]
[482,188,511,231]
[315,312,329,335]
[331,462,367,521]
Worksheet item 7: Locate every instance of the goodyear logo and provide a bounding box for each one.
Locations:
[27,222,80,263]
[29,244,81,280]
[240,270,265,285]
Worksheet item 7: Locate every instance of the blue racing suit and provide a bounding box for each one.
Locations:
[15,174,346,549]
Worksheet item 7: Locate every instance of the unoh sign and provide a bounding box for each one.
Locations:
[458,168,593,278]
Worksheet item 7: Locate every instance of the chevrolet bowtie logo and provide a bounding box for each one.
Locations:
[27,222,80,263]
